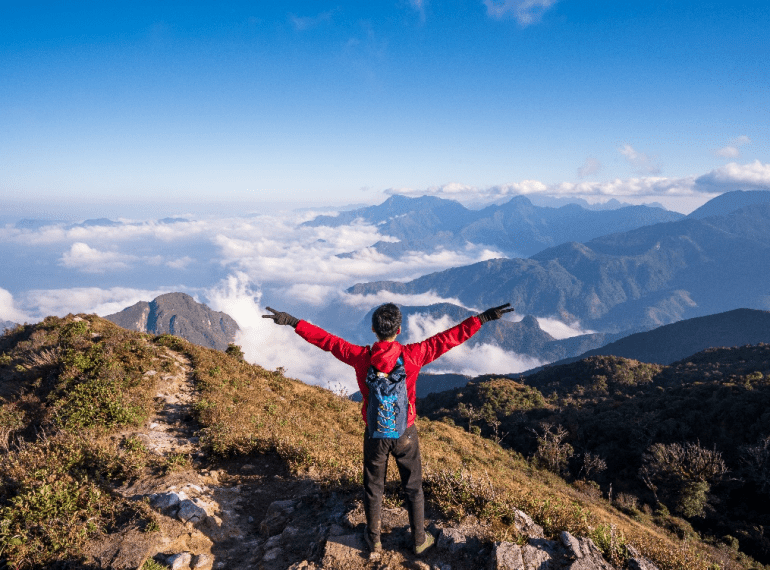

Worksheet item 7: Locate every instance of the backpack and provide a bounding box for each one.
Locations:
[365,354,408,439]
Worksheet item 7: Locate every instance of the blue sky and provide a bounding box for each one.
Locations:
[2,0,769,213]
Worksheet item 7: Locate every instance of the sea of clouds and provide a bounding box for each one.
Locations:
[0,205,604,393]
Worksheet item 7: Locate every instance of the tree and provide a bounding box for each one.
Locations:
[639,441,728,517]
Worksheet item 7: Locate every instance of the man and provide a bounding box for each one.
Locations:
[263,302,514,556]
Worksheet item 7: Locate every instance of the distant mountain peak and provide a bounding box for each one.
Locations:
[105,292,239,351]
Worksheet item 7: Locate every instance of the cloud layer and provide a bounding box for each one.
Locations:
[385,160,770,204]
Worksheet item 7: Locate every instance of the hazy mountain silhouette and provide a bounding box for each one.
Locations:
[348,193,770,333]
[526,308,770,373]
[105,292,239,351]
[1,320,18,333]
[687,189,770,219]
[305,194,682,257]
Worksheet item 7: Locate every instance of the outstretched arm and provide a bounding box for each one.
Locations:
[262,307,368,367]
[413,303,515,365]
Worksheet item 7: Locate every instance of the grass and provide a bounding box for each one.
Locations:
[0,314,763,569]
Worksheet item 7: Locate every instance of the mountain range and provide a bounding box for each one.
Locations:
[348,191,770,334]
[304,194,683,258]
[105,292,239,351]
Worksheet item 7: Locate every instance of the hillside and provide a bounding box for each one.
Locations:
[0,315,755,569]
[305,194,682,258]
[105,292,239,351]
[348,196,770,333]
[419,345,770,565]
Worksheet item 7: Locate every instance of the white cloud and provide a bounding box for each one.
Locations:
[0,288,32,323]
[716,146,740,158]
[695,160,770,192]
[483,0,558,26]
[536,317,594,339]
[341,291,477,311]
[19,286,176,319]
[166,256,195,270]
[404,313,543,376]
[289,10,334,31]
[206,273,359,394]
[578,157,602,179]
[716,135,751,159]
[619,144,661,175]
[59,243,137,272]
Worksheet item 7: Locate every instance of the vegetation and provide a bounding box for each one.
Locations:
[419,349,770,567]
[0,315,766,569]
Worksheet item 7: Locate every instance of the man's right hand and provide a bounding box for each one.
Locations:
[262,307,300,328]
[477,303,515,324]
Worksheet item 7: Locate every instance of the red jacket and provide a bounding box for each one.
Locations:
[295,316,482,427]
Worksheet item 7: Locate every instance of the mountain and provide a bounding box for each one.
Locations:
[105,292,239,351]
[1,320,18,333]
[1,313,727,570]
[305,194,683,258]
[348,194,770,333]
[687,189,770,219]
[533,308,770,368]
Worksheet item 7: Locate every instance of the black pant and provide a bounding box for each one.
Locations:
[363,423,425,546]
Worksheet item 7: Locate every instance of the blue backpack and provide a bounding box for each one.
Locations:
[365,354,408,439]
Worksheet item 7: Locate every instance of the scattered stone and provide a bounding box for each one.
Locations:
[492,542,524,570]
[513,509,544,540]
[414,562,431,570]
[260,499,297,536]
[627,547,661,570]
[263,547,282,562]
[151,491,181,511]
[438,527,467,554]
[166,551,192,570]
[177,499,207,524]
[264,535,282,550]
[192,553,213,569]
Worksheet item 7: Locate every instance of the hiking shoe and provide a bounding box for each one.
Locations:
[414,531,435,556]
[364,526,382,553]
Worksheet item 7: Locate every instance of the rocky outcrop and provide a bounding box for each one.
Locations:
[105,292,239,351]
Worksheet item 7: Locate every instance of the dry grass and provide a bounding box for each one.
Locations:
[0,316,761,569]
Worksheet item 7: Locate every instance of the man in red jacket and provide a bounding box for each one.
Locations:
[263,302,513,556]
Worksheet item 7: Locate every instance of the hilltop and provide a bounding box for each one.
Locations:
[0,315,763,569]
[105,292,239,352]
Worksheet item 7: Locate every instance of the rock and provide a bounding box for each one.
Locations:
[491,542,524,570]
[151,491,181,511]
[627,547,661,570]
[287,562,318,570]
[166,551,192,570]
[322,534,367,569]
[523,538,558,569]
[513,509,544,539]
[414,562,431,570]
[192,553,213,569]
[437,527,467,553]
[561,531,583,558]
[263,547,282,562]
[264,535,282,550]
[260,499,297,536]
[177,499,207,524]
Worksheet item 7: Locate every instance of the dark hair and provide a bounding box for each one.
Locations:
[372,303,402,340]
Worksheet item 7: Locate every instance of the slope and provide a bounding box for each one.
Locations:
[0,315,755,569]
